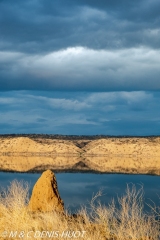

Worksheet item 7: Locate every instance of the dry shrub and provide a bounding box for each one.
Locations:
[0,181,159,240]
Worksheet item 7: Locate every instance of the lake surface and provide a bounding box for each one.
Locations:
[0,172,159,212]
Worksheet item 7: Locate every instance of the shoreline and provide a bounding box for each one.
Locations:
[0,168,159,176]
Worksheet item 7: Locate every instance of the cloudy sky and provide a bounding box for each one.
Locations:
[0,0,160,135]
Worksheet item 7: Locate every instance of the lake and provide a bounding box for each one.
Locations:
[0,172,159,212]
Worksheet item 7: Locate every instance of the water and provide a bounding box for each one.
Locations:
[0,172,159,212]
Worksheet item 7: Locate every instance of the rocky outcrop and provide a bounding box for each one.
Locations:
[28,170,64,212]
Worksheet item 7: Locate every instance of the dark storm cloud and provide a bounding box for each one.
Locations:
[0,0,160,53]
[0,91,160,135]
[0,0,160,91]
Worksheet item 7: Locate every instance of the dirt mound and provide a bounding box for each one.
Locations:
[28,170,64,212]
[0,137,81,155]
[83,138,160,156]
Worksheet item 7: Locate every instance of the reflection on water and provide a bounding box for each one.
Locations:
[0,172,159,212]
[0,156,160,175]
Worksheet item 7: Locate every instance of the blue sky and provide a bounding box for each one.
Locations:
[0,0,160,135]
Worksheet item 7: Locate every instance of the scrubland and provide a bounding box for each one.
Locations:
[0,181,159,240]
[0,136,160,175]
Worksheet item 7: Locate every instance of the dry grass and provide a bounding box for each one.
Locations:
[0,181,159,240]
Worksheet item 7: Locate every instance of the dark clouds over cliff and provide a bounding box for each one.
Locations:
[0,0,160,134]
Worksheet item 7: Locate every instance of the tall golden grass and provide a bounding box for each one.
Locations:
[0,181,159,240]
